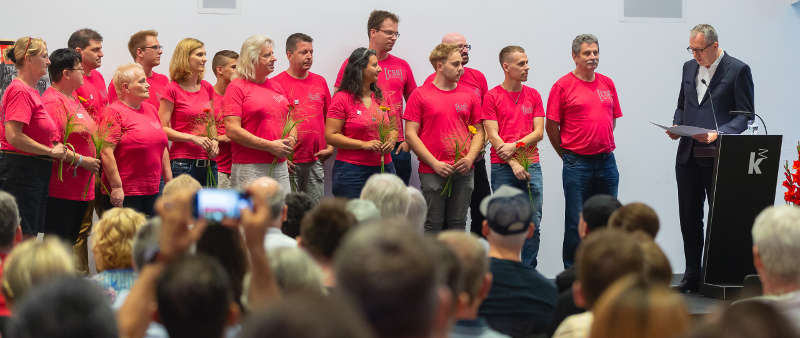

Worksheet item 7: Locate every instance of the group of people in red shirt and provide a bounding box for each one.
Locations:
[0,9,622,270]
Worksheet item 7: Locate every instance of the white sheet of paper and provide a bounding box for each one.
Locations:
[650,122,712,137]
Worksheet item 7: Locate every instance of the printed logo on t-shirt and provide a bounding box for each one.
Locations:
[307,93,323,102]
[453,103,469,114]
[596,90,613,103]
[384,69,403,81]
[522,105,533,115]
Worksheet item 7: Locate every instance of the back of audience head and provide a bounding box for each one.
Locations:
[579,194,622,238]
[437,231,491,314]
[2,237,75,307]
[0,190,21,252]
[360,174,409,219]
[635,232,673,286]
[575,228,644,309]
[9,277,118,338]
[686,300,799,338]
[607,202,660,238]
[268,246,325,295]
[334,223,443,338]
[751,205,800,294]
[282,192,314,238]
[589,274,689,338]
[156,254,238,338]
[299,198,356,262]
[162,173,202,197]
[132,216,161,271]
[248,176,287,224]
[91,207,146,272]
[424,237,463,314]
[405,187,426,234]
[196,224,248,310]
[480,186,535,250]
[239,293,375,338]
[346,199,380,224]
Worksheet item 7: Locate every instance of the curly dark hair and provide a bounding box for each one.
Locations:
[282,192,315,238]
[337,47,383,102]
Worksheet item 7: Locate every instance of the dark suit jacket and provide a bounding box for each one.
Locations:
[673,52,754,164]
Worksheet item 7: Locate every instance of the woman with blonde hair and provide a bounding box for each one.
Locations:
[588,274,690,338]
[223,35,295,190]
[101,63,170,216]
[90,207,146,303]
[1,237,75,308]
[0,37,72,239]
[159,38,220,187]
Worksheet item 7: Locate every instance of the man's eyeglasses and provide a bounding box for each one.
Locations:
[686,42,714,54]
[141,45,164,51]
[457,44,472,51]
[379,30,400,38]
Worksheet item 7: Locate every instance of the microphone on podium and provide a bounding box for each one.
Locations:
[700,79,720,133]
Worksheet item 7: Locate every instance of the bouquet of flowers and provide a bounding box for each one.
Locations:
[82,118,113,199]
[55,102,81,182]
[783,142,800,205]
[441,124,478,198]
[373,104,397,173]
[194,103,218,187]
[269,100,305,186]
[512,142,536,205]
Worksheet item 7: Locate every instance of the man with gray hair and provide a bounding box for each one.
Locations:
[249,177,294,250]
[360,173,409,218]
[668,24,754,293]
[545,34,623,268]
[748,205,800,326]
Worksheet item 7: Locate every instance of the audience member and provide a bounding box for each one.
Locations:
[346,199,381,224]
[90,207,146,303]
[360,173,409,218]
[2,238,75,308]
[268,246,325,295]
[0,191,22,335]
[249,177,294,250]
[196,224,249,312]
[298,198,356,288]
[687,301,800,338]
[607,201,660,238]
[282,192,315,238]
[162,172,202,197]
[406,187,427,234]
[477,186,557,337]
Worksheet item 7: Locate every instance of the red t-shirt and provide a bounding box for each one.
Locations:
[546,72,623,155]
[222,78,290,165]
[424,67,488,103]
[0,252,9,317]
[163,80,215,160]
[102,101,168,196]
[74,70,108,121]
[42,88,97,201]
[108,71,170,112]
[327,91,392,167]
[0,79,58,154]
[482,85,546,164]
[334,54,416,141]
[271,71,332,164]
[403,82,482,174]
[213,91,232,174]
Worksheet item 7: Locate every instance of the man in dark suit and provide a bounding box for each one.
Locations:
[668,24,754,293]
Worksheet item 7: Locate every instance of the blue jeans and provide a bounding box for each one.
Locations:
[171,159,218,187]
[561,151,619,268]
[392,142,411,185]
[332,160,396,199]
[491,162,543,268]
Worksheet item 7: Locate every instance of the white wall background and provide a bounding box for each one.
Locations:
[3,0,799,277]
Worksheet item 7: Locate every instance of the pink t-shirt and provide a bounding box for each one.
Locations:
[222,78,290,165]
[327,91,392,167]
[482,85,546,164]
[163,80,215,160]
[403,82,482,174]
[0,79,58,154]
[546,73,623,155]
[108,71,170,112]
[334,54,416,141]
[424,67,488,103]
[42,88,97,201]
[102,101,168,196]
[75,70,108,121]
[271,71,331,164]
[213,91,232,174]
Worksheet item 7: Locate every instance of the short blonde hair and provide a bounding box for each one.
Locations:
[91,207,146,271]
[162,174,202,197]
[237,35,273,81]
[169,38,204,83]
[428,43,460,69]
[2,238,75,304]
[5,36,47,68]
[112,63,145,98]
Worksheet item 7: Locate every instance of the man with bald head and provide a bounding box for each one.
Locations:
[424,32,490,238]
[248,177,294,250]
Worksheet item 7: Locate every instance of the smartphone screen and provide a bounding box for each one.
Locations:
[193,188,252,222]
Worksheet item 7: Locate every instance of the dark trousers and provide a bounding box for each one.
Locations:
[391,142,411,185]
[100,193,158,217]
[44,197,89,243]
[332,160,396,199]
[469,158,491,237]
[171,158,218,187]
[0,153,51,235]
[676,156,715,282]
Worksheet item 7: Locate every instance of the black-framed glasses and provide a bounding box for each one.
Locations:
[379,29,400,38]
[141,45,163,51]
[686,42,714,54]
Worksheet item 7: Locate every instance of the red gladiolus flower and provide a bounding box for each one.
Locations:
[516,142,525,148]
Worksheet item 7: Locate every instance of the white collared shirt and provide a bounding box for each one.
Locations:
[696,49,725,103]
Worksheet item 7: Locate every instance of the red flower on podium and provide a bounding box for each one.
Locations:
[783,142,800,205]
